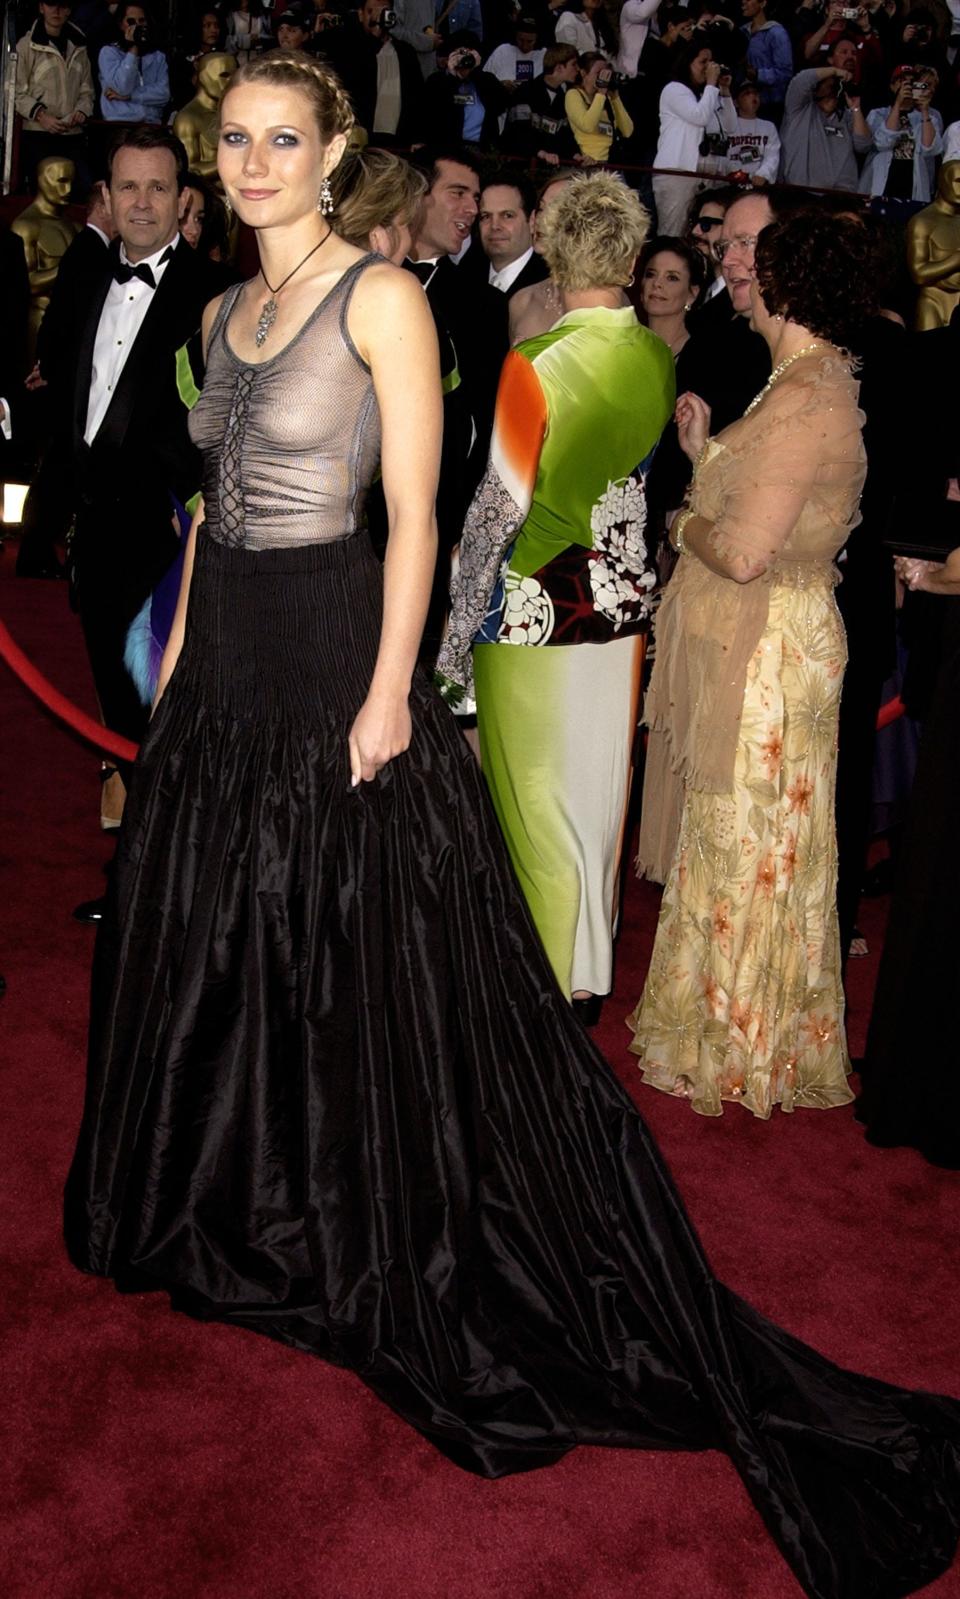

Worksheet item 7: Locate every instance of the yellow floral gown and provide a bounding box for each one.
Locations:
[628,350,866,1118]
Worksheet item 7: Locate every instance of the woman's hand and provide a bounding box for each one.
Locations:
[348,691,412,786]
[676,392,712,462]
[895,556,941,591]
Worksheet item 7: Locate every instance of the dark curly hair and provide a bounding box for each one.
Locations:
[753,213,878,348]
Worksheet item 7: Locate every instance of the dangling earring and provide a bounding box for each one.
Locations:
[317,177,334,217]
[683,301,691,312]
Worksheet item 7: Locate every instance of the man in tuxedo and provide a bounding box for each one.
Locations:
[16,181,114,578]
[405,147,509,654]
[70,125,214,909]
[475,173,549,298]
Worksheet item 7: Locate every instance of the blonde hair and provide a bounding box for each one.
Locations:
[224,48,355,151]
[331,149,427,252]
[535,172,650,291]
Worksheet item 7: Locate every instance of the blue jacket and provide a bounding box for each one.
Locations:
[742,21,793,109]
[98,44,170,122]
[861,106,944,202]
[438,0,483,41]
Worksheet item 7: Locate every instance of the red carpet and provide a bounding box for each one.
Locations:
[2,544,958,1599]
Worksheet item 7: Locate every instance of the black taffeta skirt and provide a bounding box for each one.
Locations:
[65,530,960,1599]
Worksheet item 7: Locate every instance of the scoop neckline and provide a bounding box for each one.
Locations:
[221,251,378,371]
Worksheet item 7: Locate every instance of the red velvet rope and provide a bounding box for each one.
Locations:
[0,619,139,763]
[0,615,908,763]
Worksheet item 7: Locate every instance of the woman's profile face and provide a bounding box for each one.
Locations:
[641,251,692,319]
[181,186,206,247]
[690,49,712,86]
[219,83,337,229]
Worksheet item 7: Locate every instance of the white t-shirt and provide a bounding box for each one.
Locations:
[722,114,781,183]
[483,44,545,85]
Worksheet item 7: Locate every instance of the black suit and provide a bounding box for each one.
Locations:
[0,226,31,456]
[646,294,771,545]
[71,237,213,752]
[422,255,509,475]
[16,225,112,577]
[459,247,550,300]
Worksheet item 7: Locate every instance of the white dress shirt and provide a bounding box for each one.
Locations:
[489,246,534,294]
[84,233,179,445]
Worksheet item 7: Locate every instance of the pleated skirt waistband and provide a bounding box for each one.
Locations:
[179,529,385,723]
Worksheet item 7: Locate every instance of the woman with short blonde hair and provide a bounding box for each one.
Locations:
[439,172,675,1023]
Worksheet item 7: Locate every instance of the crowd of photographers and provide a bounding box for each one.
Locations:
[8,0,960,201]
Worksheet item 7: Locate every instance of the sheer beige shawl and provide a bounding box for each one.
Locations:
[638,352,866,883]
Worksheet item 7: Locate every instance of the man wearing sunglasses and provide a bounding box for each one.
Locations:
[686,187,729,306]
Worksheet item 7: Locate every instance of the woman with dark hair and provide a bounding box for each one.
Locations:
[565,50,634,162]
[629,212,874,1120]
[638,234,707,360]
[652,40,736,234]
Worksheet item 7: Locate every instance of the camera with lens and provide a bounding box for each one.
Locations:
[840,7,859,19]
[132,23,149,45]
[379,7,397,26]
[699,129,730,157]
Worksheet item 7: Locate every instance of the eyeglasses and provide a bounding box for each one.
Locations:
[712,233,759,262]
[693,214,723,232]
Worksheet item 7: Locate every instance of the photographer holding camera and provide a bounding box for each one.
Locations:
[652,40,735,233]
[780,38,872,189]
[98,3,170,123]
[861,65,943,200]
[566,51,635,161]
[321,0,425,144]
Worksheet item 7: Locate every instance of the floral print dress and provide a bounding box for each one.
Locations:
[437,306,675,998]
[628,351,866,1116]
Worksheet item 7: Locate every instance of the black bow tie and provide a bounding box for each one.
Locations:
[113,246,174,289]
[404,259,436,286]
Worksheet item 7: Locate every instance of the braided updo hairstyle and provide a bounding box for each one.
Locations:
[224,48,355,156]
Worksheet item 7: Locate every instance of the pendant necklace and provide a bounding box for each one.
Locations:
[255,229,332,348]
[742,341,828,419]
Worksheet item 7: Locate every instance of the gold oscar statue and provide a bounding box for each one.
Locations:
[906,160,960,331]
[174,53,238,178]
[11,156,80,357]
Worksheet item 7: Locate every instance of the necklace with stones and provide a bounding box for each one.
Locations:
[742,341,829,419]
[255,229,332,348]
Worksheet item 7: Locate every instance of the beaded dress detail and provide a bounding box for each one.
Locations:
[66,273,960,1599]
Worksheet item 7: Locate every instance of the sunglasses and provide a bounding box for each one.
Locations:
[693,214,723,231]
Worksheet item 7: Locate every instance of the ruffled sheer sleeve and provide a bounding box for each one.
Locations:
[637,354,865,883]
[700,365,866,580]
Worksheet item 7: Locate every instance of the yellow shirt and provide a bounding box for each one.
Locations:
[564,87,634,161]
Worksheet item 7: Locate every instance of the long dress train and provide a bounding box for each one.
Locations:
[65,263,960,1599]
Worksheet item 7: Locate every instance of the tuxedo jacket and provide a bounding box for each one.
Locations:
[0,226,31,437]
[73,238,214,514]
[425,255,509,480]
[37,225,110,410]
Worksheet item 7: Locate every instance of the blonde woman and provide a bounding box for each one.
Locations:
[64,55,960,1597]
[439,174,675,1020]
[330,145,427,263]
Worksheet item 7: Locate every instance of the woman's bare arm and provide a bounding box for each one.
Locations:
[346,262,442,784]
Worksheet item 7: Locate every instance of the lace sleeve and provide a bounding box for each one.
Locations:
[704,363,865,582]
[435,351,548,699]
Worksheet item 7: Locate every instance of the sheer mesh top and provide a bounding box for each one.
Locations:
[189,255,381,550]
